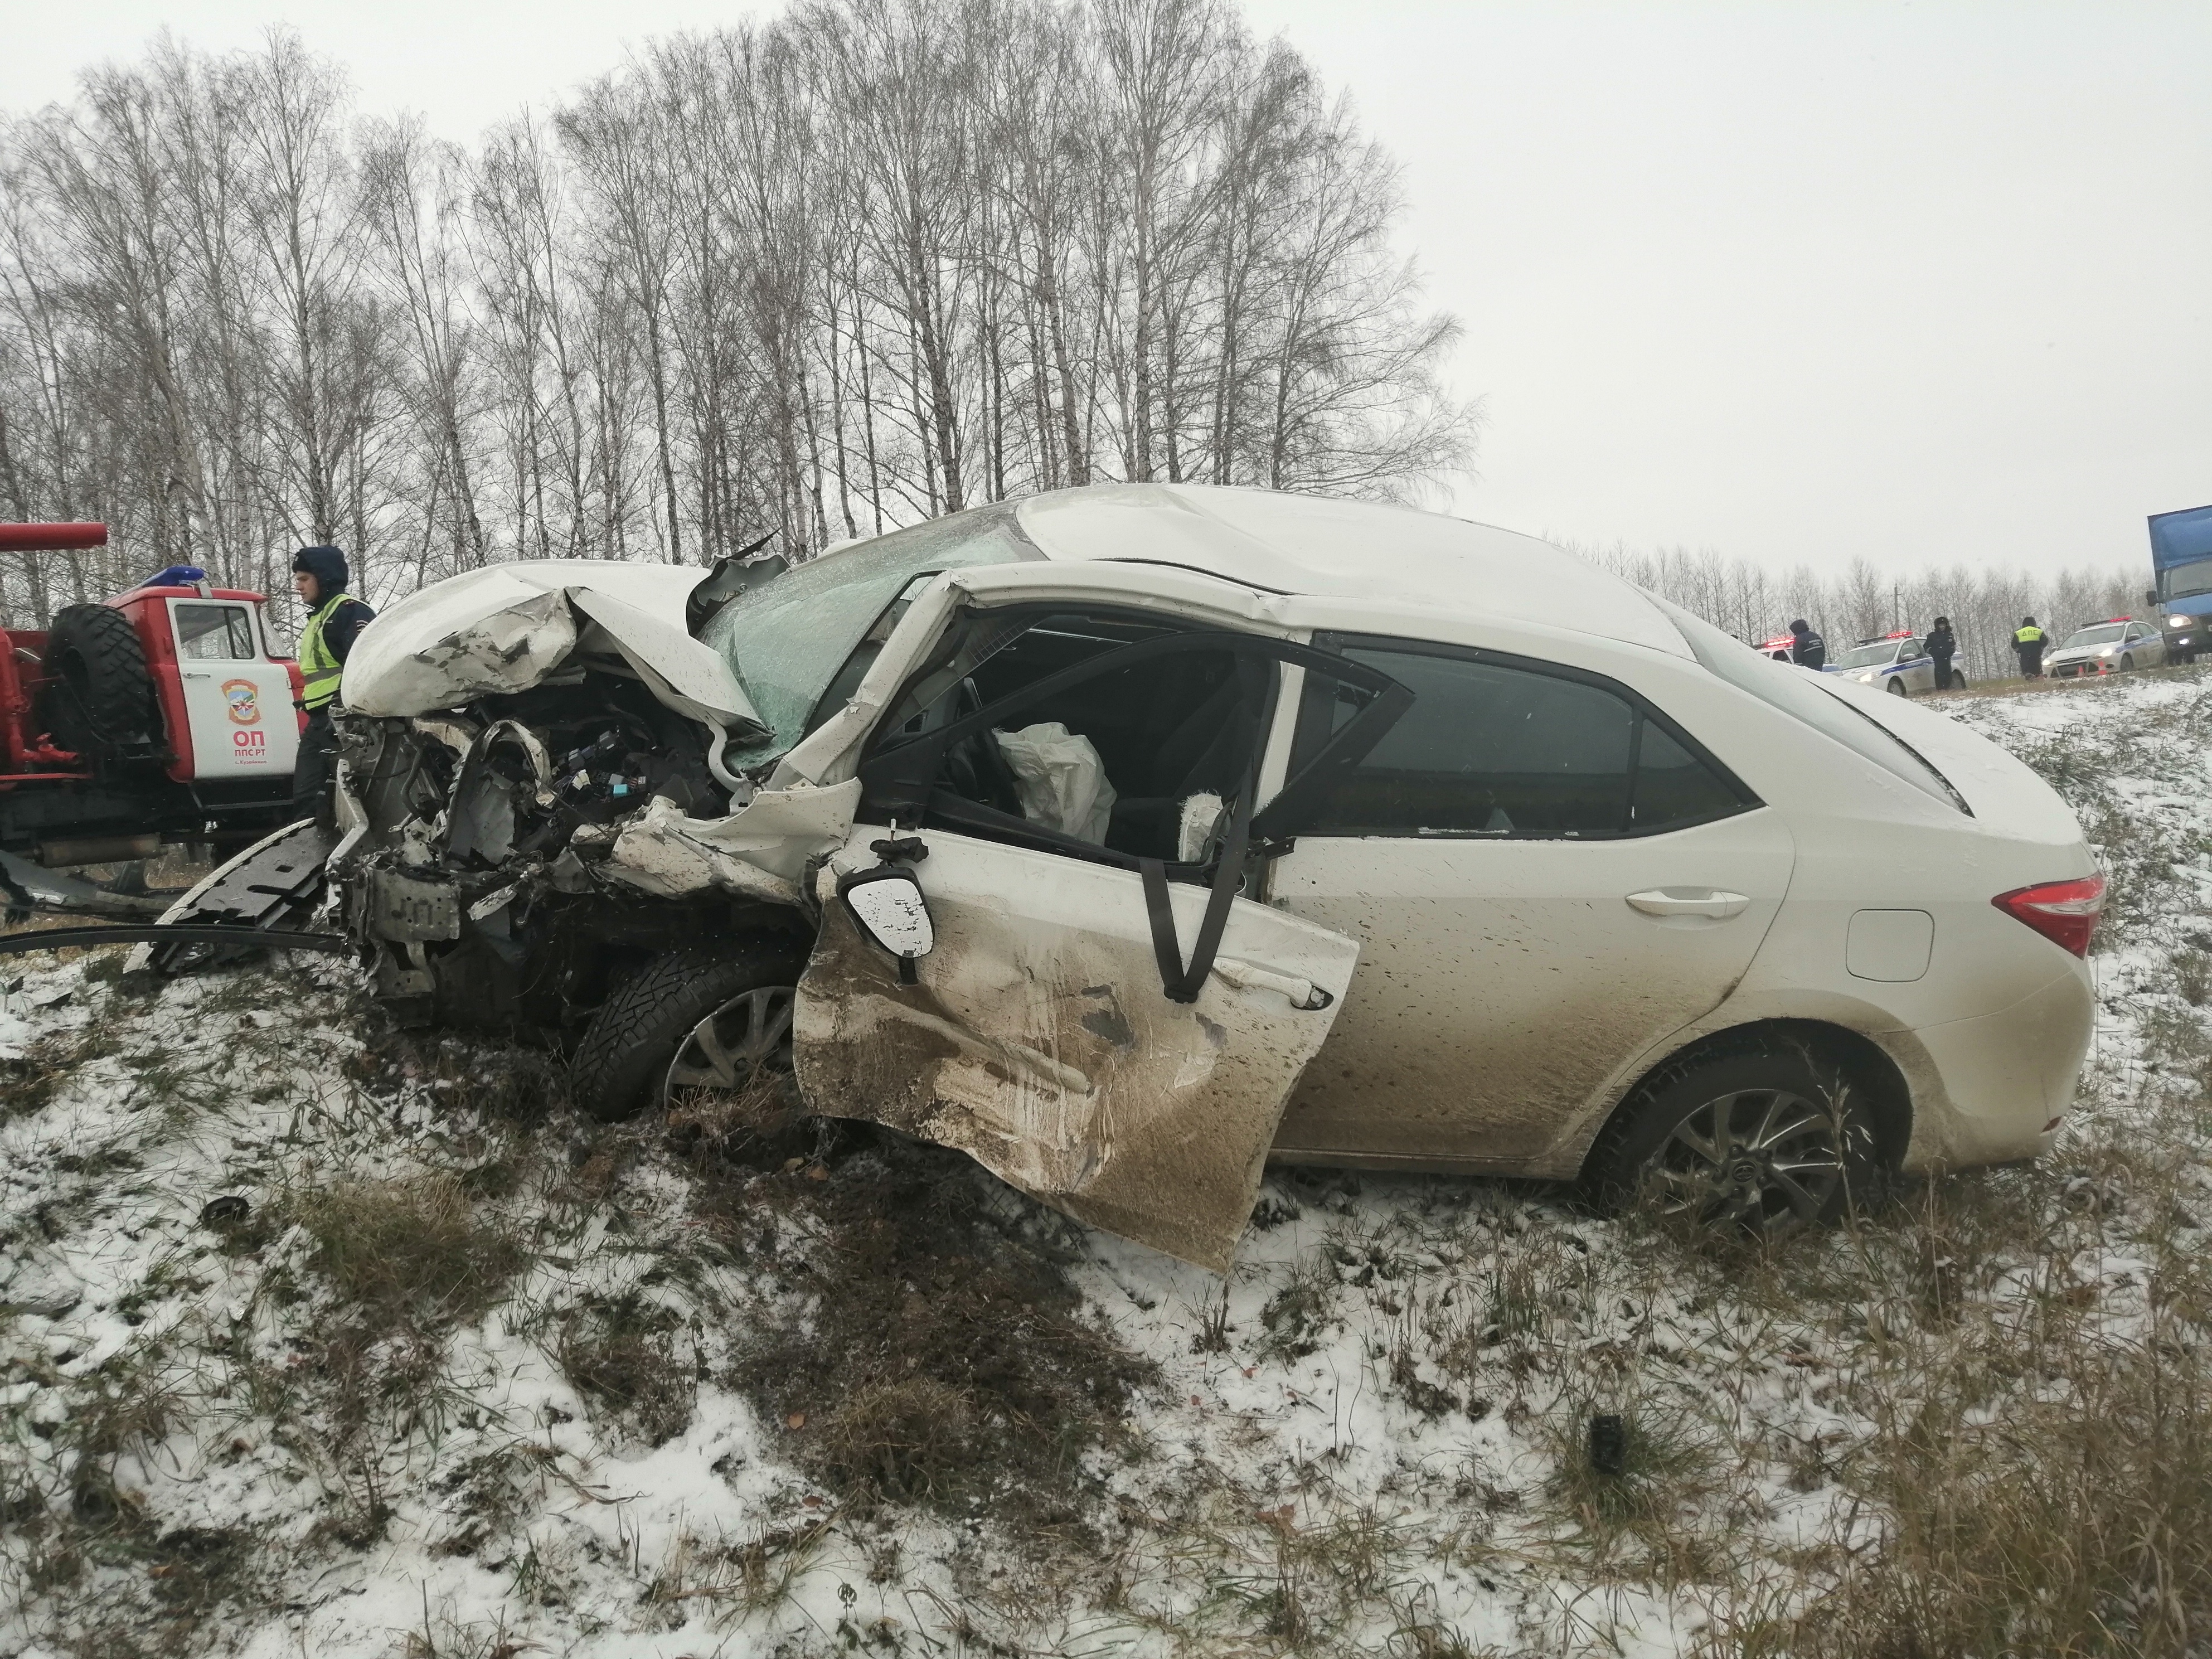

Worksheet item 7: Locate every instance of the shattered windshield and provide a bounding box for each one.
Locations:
[704,502,1039,767]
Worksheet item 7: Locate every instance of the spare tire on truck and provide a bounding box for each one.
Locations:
[39,603,156,758]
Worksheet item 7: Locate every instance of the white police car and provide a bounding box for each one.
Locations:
[2043,618,2167,680]
[1825,632,1944,696]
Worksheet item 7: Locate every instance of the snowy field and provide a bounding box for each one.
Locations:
[3,668,2210,1658]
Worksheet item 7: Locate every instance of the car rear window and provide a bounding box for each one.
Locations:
[1289,637,1754,839]
[1653,599,1970,814]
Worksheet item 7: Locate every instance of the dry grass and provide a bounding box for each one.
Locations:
[554,1292,695,1447]
[292,1173,526,1329]
[1924,660,2205,705]
[1657,1085,2212,1657]
[713,1137,1154,1521]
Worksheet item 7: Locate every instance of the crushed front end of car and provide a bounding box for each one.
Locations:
[326,557,853,1035]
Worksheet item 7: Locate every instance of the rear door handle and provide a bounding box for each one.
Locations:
[1210,956,1335,1011]
[1626,888,1750,919]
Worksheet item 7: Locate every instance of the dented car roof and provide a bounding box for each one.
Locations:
[1013,486,1694,659]
[338,489,1691,749]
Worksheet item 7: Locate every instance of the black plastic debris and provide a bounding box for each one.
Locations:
[1588,1412,1627,1476]
[200,1195,250,1228]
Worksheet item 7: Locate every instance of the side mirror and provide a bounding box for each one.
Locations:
[840,865,934,982]
[2146,589,2158,609]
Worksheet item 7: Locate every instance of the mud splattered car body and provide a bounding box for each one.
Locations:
[329,484,2101,1268]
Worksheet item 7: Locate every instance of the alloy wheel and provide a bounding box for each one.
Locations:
[1640,1086,1848,1232]
[663,984,797,1107]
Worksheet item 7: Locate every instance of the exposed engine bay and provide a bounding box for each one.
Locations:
[324,557,856,1034]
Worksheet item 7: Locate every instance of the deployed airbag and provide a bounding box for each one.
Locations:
[993,722,1117,844]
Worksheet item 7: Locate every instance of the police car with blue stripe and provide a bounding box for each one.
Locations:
[1823,630,1939,696]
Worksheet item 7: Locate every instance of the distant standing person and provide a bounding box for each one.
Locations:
[1927,616,1958,690]
[1787,619,1827,670]
[2012,615,2048,679]
[292,545,376,824]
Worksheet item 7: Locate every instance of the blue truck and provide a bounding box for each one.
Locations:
[2148,504,2212,664]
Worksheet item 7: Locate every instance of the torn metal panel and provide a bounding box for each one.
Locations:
[344,577,578,716]
[602,779,861,904]
[443,720,553,866]
[342,561,763,738]
[791,828,1359,1272]
[0,848,167,919]
[566,586,756,728]
[122,818,336,973]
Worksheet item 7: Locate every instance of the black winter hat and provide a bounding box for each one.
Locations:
[292,544,350,594]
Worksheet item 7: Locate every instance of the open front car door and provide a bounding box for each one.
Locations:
[792,623,1411,1270]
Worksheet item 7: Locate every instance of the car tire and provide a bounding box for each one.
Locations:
[570,937,808,1123]
[1948,670,1968,691]
[1885,678,1908,697]
[2120,655,2134,673]
[39,603,157,758]
[1587,1045,1880,1233]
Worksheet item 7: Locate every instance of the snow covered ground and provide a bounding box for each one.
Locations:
[3,667,2209,1658]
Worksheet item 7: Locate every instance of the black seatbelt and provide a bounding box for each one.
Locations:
[1138,769,1257,1005]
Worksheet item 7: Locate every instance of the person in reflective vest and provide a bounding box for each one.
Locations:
[291,545,375,823]
[2012,616,2048,679]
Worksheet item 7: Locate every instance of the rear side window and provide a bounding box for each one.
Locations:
[1631,722,1745,831]
[1290,637,1754,839]
[1650,597,1970,814]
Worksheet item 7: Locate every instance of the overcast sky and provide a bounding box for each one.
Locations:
[3,0,2206,579]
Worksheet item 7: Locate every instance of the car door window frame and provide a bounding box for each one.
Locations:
[172,601,258,662]
[857,623,1413,876]
[1289,631,1760,841]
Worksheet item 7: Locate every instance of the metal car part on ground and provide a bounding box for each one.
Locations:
[285,484,2098,1269]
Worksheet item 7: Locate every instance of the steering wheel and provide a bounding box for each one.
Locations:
[938,680,1025,816]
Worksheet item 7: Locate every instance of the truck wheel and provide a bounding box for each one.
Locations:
[1587,1046,1879,1233]
[570,938,808,1124]
[40,604,156,756]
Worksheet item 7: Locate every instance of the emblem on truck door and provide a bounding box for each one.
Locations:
[222,680,261,725]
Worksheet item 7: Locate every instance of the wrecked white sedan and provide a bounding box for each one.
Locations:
[328,484,2099,1269]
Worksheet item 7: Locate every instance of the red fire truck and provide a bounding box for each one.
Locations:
[1,523,303,870]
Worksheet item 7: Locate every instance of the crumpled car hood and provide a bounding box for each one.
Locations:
[343,561,764,733]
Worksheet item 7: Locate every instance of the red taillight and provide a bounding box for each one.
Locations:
[1992,874,2106,957]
